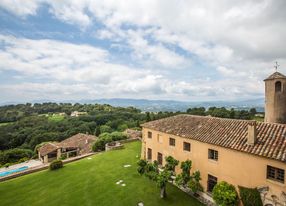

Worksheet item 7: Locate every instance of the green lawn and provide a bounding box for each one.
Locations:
[0,142,203,206]
[48,114,65,122]
[0,122,13,127]
[252,116,264,122]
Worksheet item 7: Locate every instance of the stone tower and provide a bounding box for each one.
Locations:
[264,71,286,124]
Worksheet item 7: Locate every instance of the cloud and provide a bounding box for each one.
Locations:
[0,0,39,17]
[0,34,265,102]
[47,0,91,28]
[1,1,286,102]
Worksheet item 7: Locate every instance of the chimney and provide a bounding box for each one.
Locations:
[247,121,257,145]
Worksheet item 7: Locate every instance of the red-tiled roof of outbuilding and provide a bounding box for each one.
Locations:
[38,142,60,156]
[141,115,286,162]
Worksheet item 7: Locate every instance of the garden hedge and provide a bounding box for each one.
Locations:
[49,160,63,170]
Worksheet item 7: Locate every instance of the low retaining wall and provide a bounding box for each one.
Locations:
[105,142,124,151]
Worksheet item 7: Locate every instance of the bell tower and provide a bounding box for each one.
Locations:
[264,67,286,124]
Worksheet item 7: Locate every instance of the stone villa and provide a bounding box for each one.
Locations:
[38,133,97,163]
[141,72,286,204]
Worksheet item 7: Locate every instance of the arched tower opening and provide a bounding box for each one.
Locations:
[275,81,282,92]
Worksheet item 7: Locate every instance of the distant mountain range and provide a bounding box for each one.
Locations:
[0,98,265,112]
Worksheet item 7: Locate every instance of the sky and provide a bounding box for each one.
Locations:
[0,0,285,103]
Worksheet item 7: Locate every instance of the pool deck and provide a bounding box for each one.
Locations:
[0,153,95,182]
[0,160,43,173]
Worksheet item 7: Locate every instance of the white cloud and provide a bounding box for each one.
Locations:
[0,0,39,17]
[47,0,91,28]
[1,1,286,102]
[0,35,265,102]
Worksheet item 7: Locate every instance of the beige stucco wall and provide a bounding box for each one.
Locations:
[142,127,286,201]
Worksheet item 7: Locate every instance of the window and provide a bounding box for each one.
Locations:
[169,138,175,146]
[157,134,163,143]
[148,131,152,139]
[267,165,285,183]
[147,148,152,160]
[183,142,191,151]
[207,174,217,193]
[157,152,163,165]
[275,81,282,92]
[208,149,218,161]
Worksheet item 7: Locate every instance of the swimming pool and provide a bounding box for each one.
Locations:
[0,166,29,177]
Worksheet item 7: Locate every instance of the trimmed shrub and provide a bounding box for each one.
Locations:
[213,181,239,206]
[238,186,263,206]
[50,160,63,170]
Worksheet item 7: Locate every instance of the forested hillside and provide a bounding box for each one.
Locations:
[0,103,176,151]
[0,103,261,167]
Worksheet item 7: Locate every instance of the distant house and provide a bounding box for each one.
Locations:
[38,133,97,163]
[70,111,87,117]
[255,113,264,117]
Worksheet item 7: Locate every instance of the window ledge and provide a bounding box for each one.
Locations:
[266,179,285,186]
[208,159,218,164]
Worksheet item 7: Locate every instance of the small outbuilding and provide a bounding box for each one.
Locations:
[38,133,97,163]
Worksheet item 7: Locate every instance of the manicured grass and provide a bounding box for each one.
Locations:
[48,114,65,122]
[252,116,264,122]
[0,122,13,127]
[0,142,203,206]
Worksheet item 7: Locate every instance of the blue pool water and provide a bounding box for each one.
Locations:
[0,166,29,177]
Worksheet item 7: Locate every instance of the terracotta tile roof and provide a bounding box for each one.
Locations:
[141,115,286,163]
[59,133,97,154]
[38,142,60,156]
[264,72,286,81]
[38,133,97,156]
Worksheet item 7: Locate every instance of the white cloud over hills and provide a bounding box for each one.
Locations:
[0,0,285,102]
